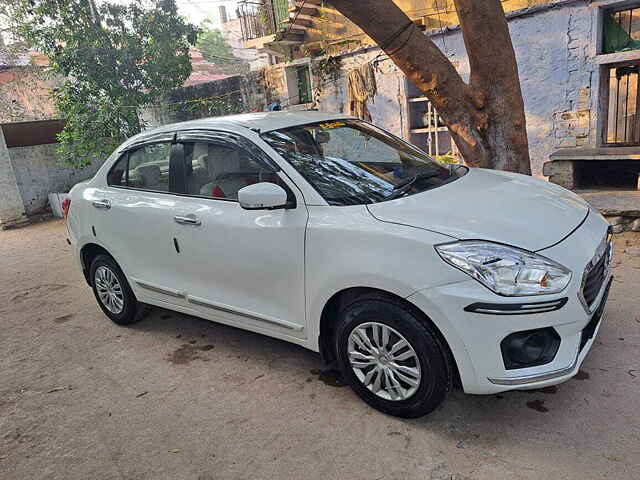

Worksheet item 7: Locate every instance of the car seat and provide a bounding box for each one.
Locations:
[136,165,162,189]
[199,145,252,199]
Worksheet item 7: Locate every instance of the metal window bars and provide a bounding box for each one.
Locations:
[606,64,640,145]
[238,0,289,41]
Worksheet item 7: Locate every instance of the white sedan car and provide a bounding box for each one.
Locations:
[65,112,612,418]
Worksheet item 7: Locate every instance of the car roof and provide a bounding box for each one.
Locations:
[134,111,355,141]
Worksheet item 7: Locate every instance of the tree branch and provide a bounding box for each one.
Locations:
[329,0,531,173]
[329,0,490,166]
[453,0,530,172]
[454,0,517,89]
[329,0,468,101]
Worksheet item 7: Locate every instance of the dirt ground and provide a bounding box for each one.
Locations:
[1,219,638,480]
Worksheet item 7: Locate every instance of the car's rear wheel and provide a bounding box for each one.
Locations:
[90,254,146,325]
[335,293,452,418]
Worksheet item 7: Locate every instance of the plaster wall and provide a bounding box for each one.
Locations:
[7,143,104,217]
[0,129,26,225]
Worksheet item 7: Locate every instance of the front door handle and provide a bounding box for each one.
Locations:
[92,199,111,209]
[174,214,202,226]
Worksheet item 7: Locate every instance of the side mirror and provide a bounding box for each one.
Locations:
[238,182,289,210]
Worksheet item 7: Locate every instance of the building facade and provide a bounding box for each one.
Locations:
[0,51,60,124]
[236,0,640,186]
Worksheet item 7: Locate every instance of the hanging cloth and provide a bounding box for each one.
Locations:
[603,11,640,54]
[347,62,377,120]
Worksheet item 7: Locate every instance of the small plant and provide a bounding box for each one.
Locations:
[311,55,342,105]
[312,55,341,85]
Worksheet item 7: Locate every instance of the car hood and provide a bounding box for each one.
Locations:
[367,168,589,252]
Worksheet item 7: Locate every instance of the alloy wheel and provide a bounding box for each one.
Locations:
[94,266,125,314]
[347,322,422,401]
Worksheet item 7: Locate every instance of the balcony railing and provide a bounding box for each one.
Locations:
[238,0,289,41]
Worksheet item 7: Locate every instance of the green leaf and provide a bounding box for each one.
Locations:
[10,0,198,167]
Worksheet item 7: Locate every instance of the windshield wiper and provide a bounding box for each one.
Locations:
[392,173,418,191]
[393,171,445,190]
[387,172,442,200]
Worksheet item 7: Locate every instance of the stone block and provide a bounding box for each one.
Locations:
[627,246,640,256]
[557,136,577,148]
[576,87,590,110]
[612,223,626,234]
[576,110,590,130]
[543,160,576,189]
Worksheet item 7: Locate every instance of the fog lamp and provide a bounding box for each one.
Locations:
[500,327,560,369]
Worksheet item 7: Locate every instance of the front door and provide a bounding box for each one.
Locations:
[170,132,309,339]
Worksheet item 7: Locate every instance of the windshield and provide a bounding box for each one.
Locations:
[261,120,463,206]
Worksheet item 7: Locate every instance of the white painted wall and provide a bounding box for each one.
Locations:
[0,135,106,226]
[8,143,105,216]
[0,129,27,226]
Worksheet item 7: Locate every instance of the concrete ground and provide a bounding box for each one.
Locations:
[1,219,638,480]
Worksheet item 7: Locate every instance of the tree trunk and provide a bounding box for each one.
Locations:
[329,0,531,175]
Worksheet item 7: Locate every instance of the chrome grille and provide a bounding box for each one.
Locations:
[580,235,612,310]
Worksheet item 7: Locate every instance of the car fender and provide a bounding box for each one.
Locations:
[304,205,468,352]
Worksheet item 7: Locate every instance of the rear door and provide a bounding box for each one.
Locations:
[169,130,309,339]
[87,136,186,306]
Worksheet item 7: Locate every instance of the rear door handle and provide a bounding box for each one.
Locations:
[174,214,201,226]
[92,199,111,209]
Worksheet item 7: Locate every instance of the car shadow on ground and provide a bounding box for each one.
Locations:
[126,304,593,445]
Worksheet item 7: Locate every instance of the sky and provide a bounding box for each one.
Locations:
[0,1,241,45]
[107,0,240,27]
[173,0,240,27]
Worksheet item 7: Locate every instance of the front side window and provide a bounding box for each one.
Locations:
[261,120,460,206]
[182,142,279,200]
[107,143,171,191]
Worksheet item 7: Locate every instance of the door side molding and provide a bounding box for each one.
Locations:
[133,279,186,299]
[186,295,304,332]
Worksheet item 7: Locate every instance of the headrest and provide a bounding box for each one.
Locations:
[136,165,161,187]
[206,145,241,178]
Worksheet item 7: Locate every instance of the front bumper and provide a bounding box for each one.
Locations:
[487,276,610,387]
[406,209,612,395]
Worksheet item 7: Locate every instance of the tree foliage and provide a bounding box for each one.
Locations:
[13,0,198,166]
[0,1,27,63]
[196,21,248,75]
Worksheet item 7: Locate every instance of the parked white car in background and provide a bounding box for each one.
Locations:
[65,112,612,418]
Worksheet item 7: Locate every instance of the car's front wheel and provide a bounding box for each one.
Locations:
[335,293,452,418]
[89,254,146,325]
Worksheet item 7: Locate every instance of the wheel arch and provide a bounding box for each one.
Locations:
[79,243,115,286]
[317,286,462,387]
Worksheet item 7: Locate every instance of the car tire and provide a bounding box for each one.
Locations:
[335,293,452,418]
[89,254,146,325]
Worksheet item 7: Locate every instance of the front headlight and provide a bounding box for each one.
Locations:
[435,241,572,296]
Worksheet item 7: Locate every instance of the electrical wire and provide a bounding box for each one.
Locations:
[285,0,307,37]
[434,0,447,53]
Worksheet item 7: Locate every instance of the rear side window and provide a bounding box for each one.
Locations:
[107,143,171,192]
[182,141,279,200]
